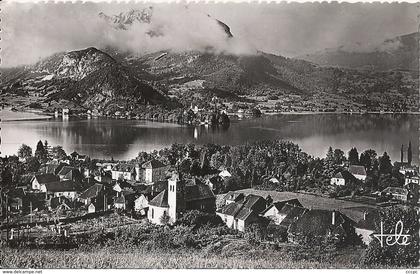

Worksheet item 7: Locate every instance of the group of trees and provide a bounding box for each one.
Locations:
[0,140,68,190]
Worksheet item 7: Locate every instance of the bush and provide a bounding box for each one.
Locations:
[176,210,225,229]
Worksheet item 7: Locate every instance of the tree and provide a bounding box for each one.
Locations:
[379,152,393,175]
[407,141,412,165]
[17,144,32,160]
[360,149,377,172]
[26,157,40,172]
[51,146,67,160]
[35,140,47,163]
[326,147,334,163]
[333,149,346,165]
[348,147,359,165]
[363,206,419,267]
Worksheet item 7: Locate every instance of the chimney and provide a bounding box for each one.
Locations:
[332,210,336,225]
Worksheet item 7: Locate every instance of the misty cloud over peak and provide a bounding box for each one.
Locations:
[2,3,256,67]
[1,2,415,68]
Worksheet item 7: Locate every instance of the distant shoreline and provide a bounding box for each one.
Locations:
[3,108,419,123]
[0,109,53,122]
[263,111,420,116]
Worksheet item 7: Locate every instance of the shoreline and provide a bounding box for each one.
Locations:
[2,108,419,123]
[262,111,420,116]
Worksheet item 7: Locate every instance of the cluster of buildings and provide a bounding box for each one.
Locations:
[215,190,379,245]
[1,144,418,248]
[329,144,419,205]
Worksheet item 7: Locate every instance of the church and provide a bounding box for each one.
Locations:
[147,173,216,225]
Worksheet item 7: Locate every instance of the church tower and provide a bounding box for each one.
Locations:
[168,173,181,223]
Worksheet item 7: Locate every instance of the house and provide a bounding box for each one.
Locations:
[405,183,420,204]
[134,194,149,215]
[405,174,420,185]
[114,195,126,210]
[111,164,138,181]
[348,165,367,181]
[353,210,379,245]
[330,172,345,186]
[382,187,409,202]
[142,159,168,183]
[57,166,83,183]
[287,209,348,244]
[223,191,245,206]
[31,174,60,191]
[261,199,303,225]
[79,183,104,205]
[218,169,232,179]
[10,197,23,211]
[44,161,67,175]
[88,203,96,213]
[147,173,216,225]
[183,177,216,213]
[399,165,419,176]
[49,196,72,211]
[44,180,78,200]
[216,193,267,232]
[93,170,112,185]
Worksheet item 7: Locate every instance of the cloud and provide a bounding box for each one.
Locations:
[1,3,256,67]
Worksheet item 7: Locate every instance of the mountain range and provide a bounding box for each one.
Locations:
[0,10,417,114]
[299,32,418,72]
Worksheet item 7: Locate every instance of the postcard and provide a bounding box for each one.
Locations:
[0,0,418,270]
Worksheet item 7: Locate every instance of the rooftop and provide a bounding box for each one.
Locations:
[149,190,169,208]
[348,165,367,176]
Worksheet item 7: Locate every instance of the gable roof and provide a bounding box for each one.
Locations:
[217,200,242,214]
[333,172,344,179]
[262,199,303,215]
[278,204,307,228]
[45,180,77,192]
[114,195,126,204]
[184,179,215,202]
[148,190,169,207]
[219,170,232,177]
[349,165,367,176]
[58,166,78,176]
[79,183,104,200]
[243,194,265,210]
[45,163,67,175]
[224,191,245,202]
[288,209,345,236]
[235,206,258,221]
[142,159,166,169]
[112,163,135,172]
[32,174,60,185]
[382,187,408,196]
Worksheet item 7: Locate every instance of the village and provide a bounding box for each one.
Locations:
[0,137,418,253]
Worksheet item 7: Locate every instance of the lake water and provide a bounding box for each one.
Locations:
[1,113,418,164]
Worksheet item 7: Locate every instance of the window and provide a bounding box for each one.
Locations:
[151,208,154,218]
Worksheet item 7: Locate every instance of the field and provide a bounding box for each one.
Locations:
[0,245,366,269]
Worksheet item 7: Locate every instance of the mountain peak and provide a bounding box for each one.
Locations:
[99,7,233,38]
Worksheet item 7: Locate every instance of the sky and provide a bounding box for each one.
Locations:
[1,1,418,67]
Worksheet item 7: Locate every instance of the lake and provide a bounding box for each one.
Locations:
[0,113,418,164]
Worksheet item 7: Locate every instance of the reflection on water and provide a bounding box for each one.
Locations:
[1,114,418,163]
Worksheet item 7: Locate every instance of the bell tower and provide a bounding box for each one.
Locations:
[168,173,179,223]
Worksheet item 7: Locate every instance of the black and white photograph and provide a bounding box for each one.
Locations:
[0,0,419,269]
